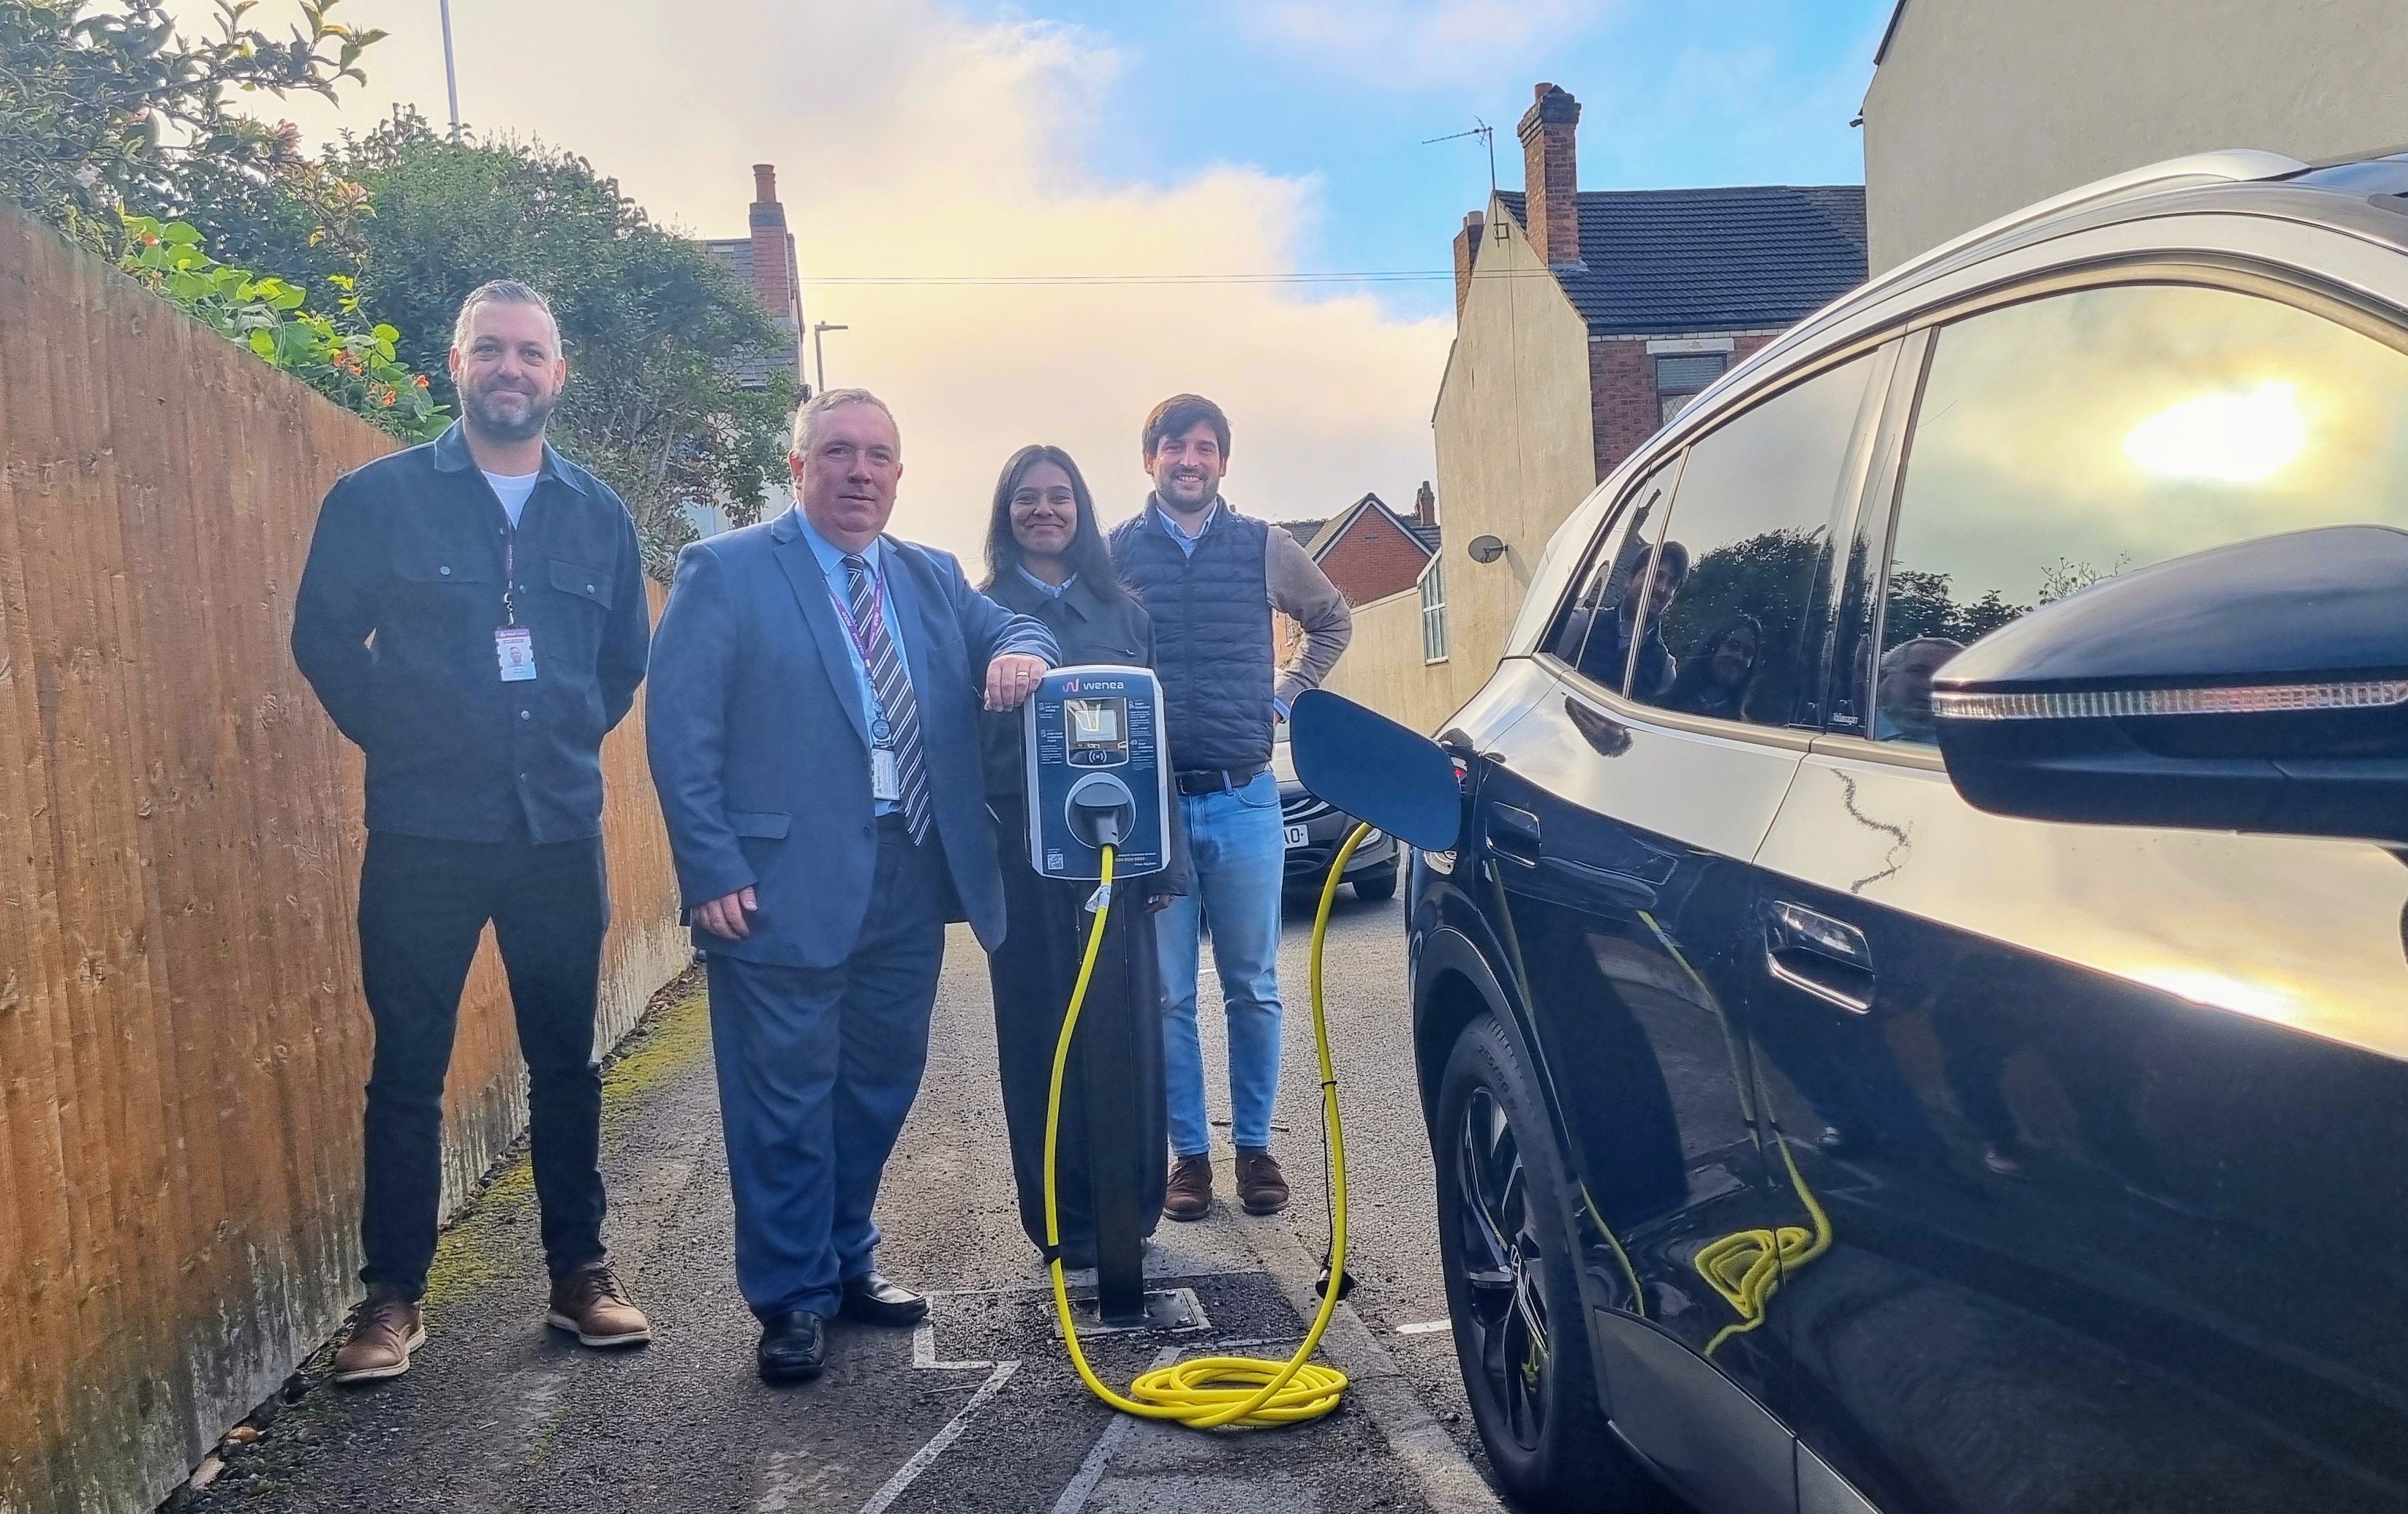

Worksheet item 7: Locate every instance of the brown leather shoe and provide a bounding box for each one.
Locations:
[331,1291,425,1385]
[1235,1148,1290,1216]
[546,1262,652,1347]
[1163,1154,1212,1221]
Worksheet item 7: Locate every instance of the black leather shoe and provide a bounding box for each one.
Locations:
[839,1272,928,1327]
[755,1311,826,1384]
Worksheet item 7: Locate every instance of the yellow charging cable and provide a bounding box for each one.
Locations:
[1041,824,1370,1428]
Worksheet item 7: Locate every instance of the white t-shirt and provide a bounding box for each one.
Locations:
[483,470,540,528]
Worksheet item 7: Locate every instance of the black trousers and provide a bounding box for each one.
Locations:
[356,831,611,1300]
[986,803,1166,1258]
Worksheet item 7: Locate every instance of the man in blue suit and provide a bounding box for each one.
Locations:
[646,388,1056,1383]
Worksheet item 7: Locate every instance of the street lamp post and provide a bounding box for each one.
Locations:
[812,322,849,394]
[438,0,461,135]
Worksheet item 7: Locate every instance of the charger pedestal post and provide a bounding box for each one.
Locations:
[1079,890,1150,1327]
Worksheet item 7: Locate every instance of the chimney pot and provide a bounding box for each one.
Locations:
[752,163,777,203]
[1416,481,1437,529]
[1517,83,1582,268]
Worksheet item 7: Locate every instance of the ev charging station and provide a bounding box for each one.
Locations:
[1024,667,1171,884]
[1022,666,1174,1328]
[1018,681,1460,1428]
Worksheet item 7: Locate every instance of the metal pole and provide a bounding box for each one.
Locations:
[813,321,848,393]
[1082,902,1151,1326]
[438,0,461,136]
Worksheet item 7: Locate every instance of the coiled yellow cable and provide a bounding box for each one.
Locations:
[1041,824,1371,1429]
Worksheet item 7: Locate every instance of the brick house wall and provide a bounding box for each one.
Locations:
[1315,509,1433,606]
[1588,331,1779,483]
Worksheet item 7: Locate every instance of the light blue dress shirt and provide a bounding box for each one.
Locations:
[795,511,913,813]
[1016,564,1074,598]
[1156,499,1218,557]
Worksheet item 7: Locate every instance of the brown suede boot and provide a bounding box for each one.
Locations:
[1163,1154,1212,1221]
[331,1290,425,1385]
[547,1262,653,1347]
[1235,1148,1290,1216]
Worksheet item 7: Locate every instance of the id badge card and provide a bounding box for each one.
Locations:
[496,626,537,682]
[871,746,902,802]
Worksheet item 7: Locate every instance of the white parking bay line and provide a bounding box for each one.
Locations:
[853,1360,1022,1514]
[1049,1346,1182,1514]
[1394,1319,1452,1336]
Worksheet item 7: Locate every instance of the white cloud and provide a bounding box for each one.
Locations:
[1234,0,1618,87]
[170,0,1450,560]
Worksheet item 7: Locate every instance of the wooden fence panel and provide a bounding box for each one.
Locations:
[0,206,689,1514]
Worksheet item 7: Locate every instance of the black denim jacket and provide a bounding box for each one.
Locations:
[291,423,650,844]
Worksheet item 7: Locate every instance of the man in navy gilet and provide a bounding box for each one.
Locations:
[1107,395,1352,1221]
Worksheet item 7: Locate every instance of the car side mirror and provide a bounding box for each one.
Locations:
[1289,689,1462,852]
[1932,525,2408,844]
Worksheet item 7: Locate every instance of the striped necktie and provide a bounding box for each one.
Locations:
[842,554,932,843]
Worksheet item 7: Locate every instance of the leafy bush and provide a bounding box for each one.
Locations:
[121,212,447,442]
[0,0,382,249]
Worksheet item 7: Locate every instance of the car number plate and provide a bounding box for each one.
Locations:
[1283,824,1309,848]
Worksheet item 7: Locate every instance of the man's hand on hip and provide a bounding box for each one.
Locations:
[984,652,1048,711]
[694,886,758,940]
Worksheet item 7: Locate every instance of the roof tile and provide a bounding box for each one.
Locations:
[1494,184,1868,336]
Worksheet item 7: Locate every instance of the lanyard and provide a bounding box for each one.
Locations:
[502,527,519,628]
[827,564,887,666]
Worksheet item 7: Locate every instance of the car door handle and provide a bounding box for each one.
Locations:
[1488,804,1541,867]
[1765,901,1876,1013]
[1541,855,1657,910]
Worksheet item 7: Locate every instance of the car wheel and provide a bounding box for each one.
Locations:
[1351,861,1399,902]
[1435,1017,1666,1513]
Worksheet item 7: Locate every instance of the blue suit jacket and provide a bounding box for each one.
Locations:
[646,508,1057,968]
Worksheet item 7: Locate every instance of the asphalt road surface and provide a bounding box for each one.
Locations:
[173,886,1511,1514]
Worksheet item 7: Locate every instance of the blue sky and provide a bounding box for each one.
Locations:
[227,0,1899,551]
[959,0,1895,320]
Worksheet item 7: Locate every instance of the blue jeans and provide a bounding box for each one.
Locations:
[1156,770,1288,1155]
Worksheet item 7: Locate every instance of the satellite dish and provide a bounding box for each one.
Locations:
[1467,535,1506,564]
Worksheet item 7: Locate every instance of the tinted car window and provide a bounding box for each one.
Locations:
[1874,282,2408,743]
[1544,457,1677,693]
[1628,353,1876,726]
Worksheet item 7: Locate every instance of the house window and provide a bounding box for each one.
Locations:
[1421,559,1449,664]
[1655,352,1728,425]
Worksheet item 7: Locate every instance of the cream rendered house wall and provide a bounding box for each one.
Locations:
[1865,0,2408,271]
[1324,198,1596,734]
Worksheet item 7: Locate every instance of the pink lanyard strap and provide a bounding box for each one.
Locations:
[828,566,887,666]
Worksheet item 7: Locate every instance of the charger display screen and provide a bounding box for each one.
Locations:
[1065,697,1129,765]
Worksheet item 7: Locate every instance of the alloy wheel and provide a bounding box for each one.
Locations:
[1454,1085,1552,1450]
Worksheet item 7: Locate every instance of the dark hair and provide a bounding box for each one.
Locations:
[981,445,1126,601]
[1666,614,1763,713]
[1141,393,1231,459]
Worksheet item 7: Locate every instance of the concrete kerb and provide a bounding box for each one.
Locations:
[1231,1210,1506,1514]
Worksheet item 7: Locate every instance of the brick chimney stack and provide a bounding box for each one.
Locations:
[748,164,797,325]
[1452,211,1484,318]
[1517,83,1582,269]
[1414,481,1438,529]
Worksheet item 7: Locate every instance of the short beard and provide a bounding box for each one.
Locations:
[464,384,555,443]
[1158,478,1215,513]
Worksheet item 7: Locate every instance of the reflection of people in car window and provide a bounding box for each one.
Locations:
[1875,636,1964,742]
[1574,540,1689,698]
[1664,615,1762,721]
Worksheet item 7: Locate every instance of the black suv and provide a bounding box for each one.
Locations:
[1400,151,2408,1514]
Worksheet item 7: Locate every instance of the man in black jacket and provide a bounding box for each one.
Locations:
[292,280,654,1384]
